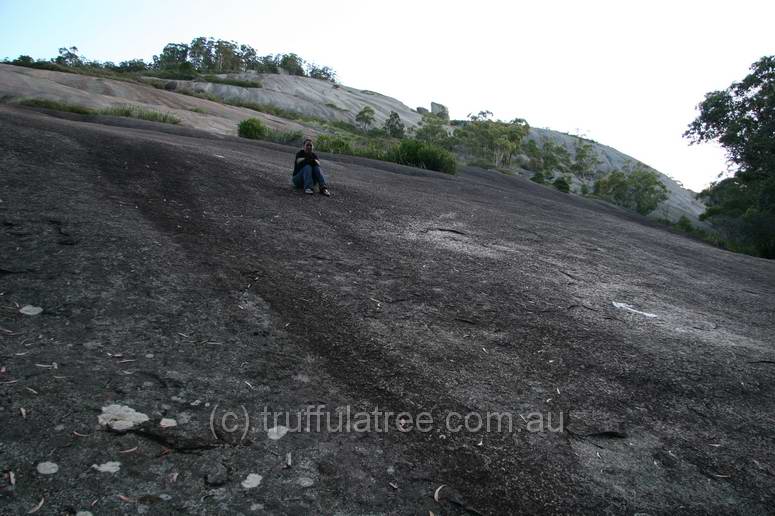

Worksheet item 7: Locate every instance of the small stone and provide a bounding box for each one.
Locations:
[37,462,59,475]
[298,477,314,487]
[160,418,177,428]
[92,461,121,473]
[98,405,149,432]
[54,424,65,432]
[250,503,265,511]
[158,494,172,501]
[241,473,263,489]
[145,353,154,358]
[267,425,288,440]
[20,305,43,316]
[205,463,228,486]
[76,511,94,516]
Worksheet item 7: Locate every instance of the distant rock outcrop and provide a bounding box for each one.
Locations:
[430,102,449,120]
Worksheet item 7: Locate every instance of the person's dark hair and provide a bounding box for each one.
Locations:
[303,138,313,146]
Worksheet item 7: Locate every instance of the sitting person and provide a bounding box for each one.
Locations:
[293,138,330,196]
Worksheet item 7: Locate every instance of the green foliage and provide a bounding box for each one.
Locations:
[18,98,93,115]
[307,64,337,82]
[237,118,302,145]
[553,177,571,193]
[383,111,405,138]
[467,158,496,169]
[355,106,375,130]
[238,118,268,139]
[98,105,181,124]
[530,171,547,184]
[537,139,571,174]
[685,55,775,258]
[593,165,668,215]
[266,129,303,145]
[415,113,452,149]
[18,98,180,124]
[324,102,347,111]
[11,40,338,83]
[454,112,529,168]
[315,134,354,154]
[580,183,590,196]
[383,140,457,174]
[570,139,602,179]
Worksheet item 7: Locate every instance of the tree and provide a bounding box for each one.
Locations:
[307,64,336,82]
[414,112,452,148]
[54,46,82,67]
[279,53,305,76]
[685,55,775,257]
[570,139,602,180]
[593,165,668,215]
[355,106,375,131]
[384,111,405,138]
[155,43,188,69]
[12,55,34,65]
[452,112,529,167]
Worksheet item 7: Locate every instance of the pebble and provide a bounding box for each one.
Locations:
[242,473,263,489]
[145,353,154,358]
[54,424,65,432]
[76,512,94,516]
[92,461,121,473]
[37,462,59,475]
[20,305,43,316]
[160,418,177,428]
[298,477,315,487]
[267,425,288,440]
[98,405,149,432]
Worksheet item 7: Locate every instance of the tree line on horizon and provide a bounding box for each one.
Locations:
[5,37,337,82]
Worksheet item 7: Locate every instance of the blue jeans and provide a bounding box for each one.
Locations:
[293,165,327,190]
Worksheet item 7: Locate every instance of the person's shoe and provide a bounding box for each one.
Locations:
[304,188,314,195]
[320,187,331,197]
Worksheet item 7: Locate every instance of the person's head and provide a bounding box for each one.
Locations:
[303,138,313,153]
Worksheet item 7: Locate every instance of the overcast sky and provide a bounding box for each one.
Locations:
[2,0,773,190]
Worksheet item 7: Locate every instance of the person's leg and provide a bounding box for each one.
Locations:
[298,165,313,190]
[292,171,304,189]
[311,165,327,189]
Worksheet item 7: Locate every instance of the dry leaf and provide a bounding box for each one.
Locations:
[20,407,26,418]
[389,482,398,489]
[73,431,89,437]
[119,446,138,454]
[117,495,135,502]
[26,387,38,395]
[27,497,44,513]
[433,484,446,502]
[9,471,15,486]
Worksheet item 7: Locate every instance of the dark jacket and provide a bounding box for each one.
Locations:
[293,150,319,175]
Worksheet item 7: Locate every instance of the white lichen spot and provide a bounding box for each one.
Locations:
[241,473,263,489]
[91,461,121,473]
[98,405,149,431]
[160,418,177,428]
[36,462,59,475]
[267,425,288,440]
